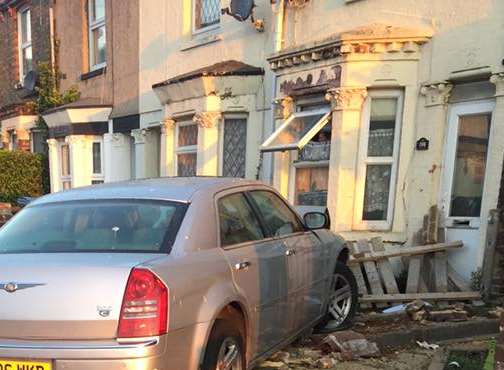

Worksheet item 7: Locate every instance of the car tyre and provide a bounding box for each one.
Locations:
[315,261,358,333]
[202,320,245,370]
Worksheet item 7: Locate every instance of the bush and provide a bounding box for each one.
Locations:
[0,150,46,204]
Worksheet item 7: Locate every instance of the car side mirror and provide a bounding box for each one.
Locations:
[303,212,327,230]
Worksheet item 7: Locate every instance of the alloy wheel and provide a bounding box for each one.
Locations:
[327,273,353,326]
[216,337,243,370]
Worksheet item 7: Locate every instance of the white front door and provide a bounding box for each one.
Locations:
[441,100,494,280]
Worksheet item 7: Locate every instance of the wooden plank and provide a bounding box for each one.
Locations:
[482,209,499,299]
[357,240,385,307]
[434,252,448,293]
[370,237,399,294]
[347,242,370,308]
[360,291,481,303]
[447,262,471,292]
[348,241,463,264]
[406,256,422,293]
[426,205,440,244]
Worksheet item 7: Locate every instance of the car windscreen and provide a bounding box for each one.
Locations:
[0,199,187,254]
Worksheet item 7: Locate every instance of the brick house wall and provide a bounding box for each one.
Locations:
[0,0,52,149]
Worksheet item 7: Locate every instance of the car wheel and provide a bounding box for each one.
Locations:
[202,320,245,370]
[316,261,358,333]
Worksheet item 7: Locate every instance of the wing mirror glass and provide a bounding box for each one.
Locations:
[303,211,327,230]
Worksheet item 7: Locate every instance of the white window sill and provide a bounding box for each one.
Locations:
[181,29,222,51]
[338,230,407,244]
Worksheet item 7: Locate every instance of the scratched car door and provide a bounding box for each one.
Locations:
[217,191,289,356]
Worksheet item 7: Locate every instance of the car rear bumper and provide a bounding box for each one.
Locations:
[0,322,211,370]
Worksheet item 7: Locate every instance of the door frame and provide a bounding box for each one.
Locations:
[440,99,495,228]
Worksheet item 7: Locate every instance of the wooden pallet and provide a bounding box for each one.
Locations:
[349,237,480,308]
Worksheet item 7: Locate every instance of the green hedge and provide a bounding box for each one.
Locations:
[0,150,46,204]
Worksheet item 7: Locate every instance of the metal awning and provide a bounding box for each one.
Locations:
[261,109,331,152]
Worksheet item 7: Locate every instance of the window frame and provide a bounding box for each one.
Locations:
[175,121,199,176]
[88,0,106,71]
[59,142,72,190]
[219,114,248,178]
[261,109,331,153]
[192,0,221,35]
[353,89,404,231]
[91,137,104,183]
[17,6,32,81]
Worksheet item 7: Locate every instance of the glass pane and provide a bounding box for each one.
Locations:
[295,167,329,206]
[92,26,106,66]
[177,153,197,176]
[450,114,490,217]
[266,112,327,149]
[363,164,392,221]
[21,9,31,43]
[0,200,187,254]
[91,0,105,21]
[218,193,264,247]
[178,124,198,147]
[223,119,247,178]
[368,98,397,157]
[61,145,70,176]
[23,46,33,74]
[92,142,101,174]
[249,191,303,237]
[195,0,220,29]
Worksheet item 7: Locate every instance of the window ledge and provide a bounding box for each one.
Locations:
[81,67,106,81]
[181,32,222,52]
[338,230,407,244]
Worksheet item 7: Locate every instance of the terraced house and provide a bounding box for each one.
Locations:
[0,0,51,153]
[1,0,504,293]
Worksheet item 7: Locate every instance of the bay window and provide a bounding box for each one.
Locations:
[222,117,247,178]
[91,139,104,184]
[354,90,403,230]
[176,123,198,176]
[60,143,71,190]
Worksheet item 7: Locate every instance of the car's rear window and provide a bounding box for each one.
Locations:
[0,199,187,254]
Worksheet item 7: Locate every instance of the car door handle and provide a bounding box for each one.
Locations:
[234,261,251,271]
[285,249,296,257]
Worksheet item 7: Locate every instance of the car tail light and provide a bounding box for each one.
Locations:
[118,268,168,338]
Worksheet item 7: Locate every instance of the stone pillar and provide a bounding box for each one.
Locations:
[160,118,176,177]
[131,129,147,179]
[325,87,367,231]
[272,96,295,198]
[67,135,93,188]
[417,83,453,207]
[47,138,61,193]
[193,112,222,176]
[104,133,132,183]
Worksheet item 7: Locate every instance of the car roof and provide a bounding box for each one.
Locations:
[30,177,264,206]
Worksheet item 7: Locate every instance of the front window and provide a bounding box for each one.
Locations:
[176,123,198,176]
[8,131,17,151]
[18,7,32,80]
[92,139,104,184]
[261,109,331,153]
[354,91,403,230]
[0,200,187,254]
[222,118,247,178]
[88,0,106,70]
[60,143,71,190]
[194,0,220,32]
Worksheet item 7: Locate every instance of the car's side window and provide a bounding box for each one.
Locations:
[248,191,304,237]
[218,193,265,247]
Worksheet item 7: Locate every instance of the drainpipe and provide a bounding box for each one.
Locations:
[261,0,286,183]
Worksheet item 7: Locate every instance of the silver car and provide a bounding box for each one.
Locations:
[0,177,357,370]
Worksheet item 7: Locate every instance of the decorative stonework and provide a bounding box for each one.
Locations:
[47,138,58,148]
[161,118,176,134]
[325,87,368,111]
[490,73,504,97]
[420,82,453,107]
[280,66,341,96]
[131,128,147,144]
[268,24,432,72]
[193,112,222,128]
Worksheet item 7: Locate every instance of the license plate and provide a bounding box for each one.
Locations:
[0,359,52,370]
